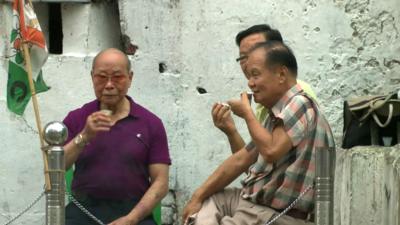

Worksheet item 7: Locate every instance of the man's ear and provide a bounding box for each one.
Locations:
[128,71,134,86]
[129,71,134,79]
[278,66,288,84]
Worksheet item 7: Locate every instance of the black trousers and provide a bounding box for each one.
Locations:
[65,196,156,225]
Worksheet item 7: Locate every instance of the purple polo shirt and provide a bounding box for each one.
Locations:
[63,96,171,200]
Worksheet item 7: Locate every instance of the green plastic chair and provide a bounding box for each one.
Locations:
[65,169,162,225]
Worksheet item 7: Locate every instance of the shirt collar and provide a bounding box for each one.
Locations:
[126,96,139,118]
[270,83,304,116]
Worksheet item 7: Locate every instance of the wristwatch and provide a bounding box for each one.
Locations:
[74,133,88,148]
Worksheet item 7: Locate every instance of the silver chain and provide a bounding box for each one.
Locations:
[2,185,311,225]
[265,185,313,225]
[1,189,106,225]
[2,190,45,225]
[66,192,106,225]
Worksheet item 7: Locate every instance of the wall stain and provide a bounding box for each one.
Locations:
[2,202,10,214]
[383,58,400,69]
[344,0,370,13]
[365,58,379,68]
[168,0,180,9]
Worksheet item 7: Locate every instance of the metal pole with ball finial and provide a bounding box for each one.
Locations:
[43,121,68,225]
[315,147,335,225]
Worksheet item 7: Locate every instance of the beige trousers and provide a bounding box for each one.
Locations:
[194,188,314,225]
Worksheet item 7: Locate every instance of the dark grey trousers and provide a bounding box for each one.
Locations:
[65,197,156,225]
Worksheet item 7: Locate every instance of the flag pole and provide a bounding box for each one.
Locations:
[21,42,51,192]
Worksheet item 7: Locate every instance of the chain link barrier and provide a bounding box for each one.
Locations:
[65,192,106,225]
[2,185,312,225]
[2,190,45,225]
[265,185,313,225]
[1,190,106,225]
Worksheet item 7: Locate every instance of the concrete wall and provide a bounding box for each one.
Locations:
[0,0,399,224]
[335,146,400,225]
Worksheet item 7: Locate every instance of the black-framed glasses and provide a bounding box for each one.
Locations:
[235,55,248,63]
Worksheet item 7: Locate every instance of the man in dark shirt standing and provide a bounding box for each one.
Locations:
[63,48,171,225]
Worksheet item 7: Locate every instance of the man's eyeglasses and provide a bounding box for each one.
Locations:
[93,74,127,85]
[235,55,248,63]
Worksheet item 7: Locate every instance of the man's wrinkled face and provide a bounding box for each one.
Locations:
[245,48,282,108]
[91,50,133,107]
[237,33,267,76]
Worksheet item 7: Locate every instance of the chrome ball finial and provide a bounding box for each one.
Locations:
[43,121,68,145]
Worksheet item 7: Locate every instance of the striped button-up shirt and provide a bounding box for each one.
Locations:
[241,84,335,213]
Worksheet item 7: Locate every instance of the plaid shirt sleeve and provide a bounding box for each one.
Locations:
[275,95,315,146]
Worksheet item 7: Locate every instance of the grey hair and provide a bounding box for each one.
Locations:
[91,48,131,73]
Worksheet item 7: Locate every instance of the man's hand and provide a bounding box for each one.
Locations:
[228,92,253,120]
[211,103,237,135]
[64,110,114,169]
[81,110,113,141]
[108,215,137,225]
[182,198,202,225]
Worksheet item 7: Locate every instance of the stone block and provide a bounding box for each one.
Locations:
[334,145,400,225]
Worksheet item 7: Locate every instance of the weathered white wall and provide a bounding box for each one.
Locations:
[0,0,400,224]
[335,146,400,225]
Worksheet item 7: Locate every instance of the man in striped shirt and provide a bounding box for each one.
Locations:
[182,41,335,225]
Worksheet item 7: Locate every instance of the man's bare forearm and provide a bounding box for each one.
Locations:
[244,113,292,163]
[191,148,256,202]
[244,115,272,150]
[64,139,84,170]
[226,130,246,154]
[127,178,168,223]
[126,165,169,224]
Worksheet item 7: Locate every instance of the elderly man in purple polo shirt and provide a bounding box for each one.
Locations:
[63,48,171,225]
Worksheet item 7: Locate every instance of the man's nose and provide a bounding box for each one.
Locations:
[104,78,115,88]
[248,78,255,88]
